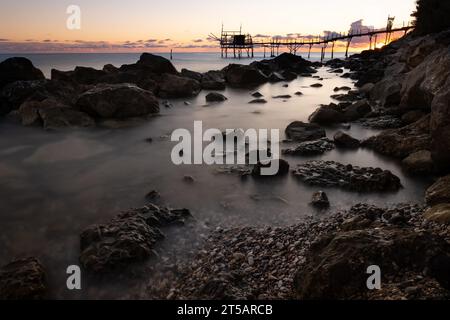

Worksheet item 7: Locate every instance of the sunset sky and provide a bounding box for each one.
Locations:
[0,0,417,53]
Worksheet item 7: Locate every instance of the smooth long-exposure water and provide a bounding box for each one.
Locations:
[0,53,430,298]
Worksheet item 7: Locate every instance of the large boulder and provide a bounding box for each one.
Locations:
[430,78,450,172]
[0,257,47,300]
[201,70,226,90]
[333,131,360,148]
[223,64,268,87]
[294,227,450,299]
[51,66,107,85]
[285,121,326,142]
[0,79,80,116]
[136,53,178,74]
[343,99,372,121]
[205,92,227,102]
[308,106,345,125]
[76,83,159,119]
[79,205,191,273]
[19,98,94,129]
[362,115,431,158]
[370,76,402,107]
[292,160,402,192]
[400,47,450,110]
[0,57,45,89]
[157,73,201,98]
[424,204,450,224]
[425,175,450,206]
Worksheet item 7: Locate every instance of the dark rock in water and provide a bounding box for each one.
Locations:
[331,68,344,73]
[343,99,372,121]
[162,100,173,108]
[402,150,434,174]
[76,83,159,119]
[251,53,313,75]
[282,84,289,88]
[201,70,226,90]
[137,53,178,74]
[0,57,45,89]
[294,217,450,299]
[146,190,161,200]
[272,95,291,99]
[333,131,360,148]
[0,257,47,300]
[301,73,312,77]
[425,175,450,206]
[308,106,345,125]
[283,138,334,156]
[252,159,290,177]
[292,160,402,192]
[206,92,227,102]
[79,205,191,273]
[158,73,201,98]
[285,121,326,142]
[310,191,330,209]
[183,175,195,183]
[333,86,351,92]
[249,98,267,104]
[294,91,303,96]
[51,66,107,85]
[223,64,268,88]
[310,83,323,88]
[181,68,202,81]
[251,92,263,98]
[362,115,430,158]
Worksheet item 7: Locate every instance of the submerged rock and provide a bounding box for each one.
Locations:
[0,257,47,300]
[310,191,330,209]
[248,98,267,104]
[292,160,402,192]
[205,92,227,102]
[310,83,323,88]
[251,92,263,98]
[79,205,191,273]
[333,131,360,149]
[283,138,334,156]
[285,121,326,142]
[76,83,159,119]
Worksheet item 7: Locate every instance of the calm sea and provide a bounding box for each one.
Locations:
[0,52,351,78]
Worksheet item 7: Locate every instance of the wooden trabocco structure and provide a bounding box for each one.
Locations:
[210,17,414,61]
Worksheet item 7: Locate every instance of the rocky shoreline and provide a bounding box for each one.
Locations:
[1,28,450,300]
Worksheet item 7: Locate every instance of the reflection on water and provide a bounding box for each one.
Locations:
[0,66,429,298]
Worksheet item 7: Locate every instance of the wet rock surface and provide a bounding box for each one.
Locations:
[310,191,330,209]
[292,160,402,192]
[283,138,334,156]
[205,92,227,102]
[0,257,47,300]
[425,175,450,206]
[150,203,450,300]
[79,204,191,273]
[0,57,45,89]
[285,121,326,142]
[333,131,360,148]
[76,83,160,119]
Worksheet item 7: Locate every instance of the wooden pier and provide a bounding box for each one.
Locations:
[211,17,414,61]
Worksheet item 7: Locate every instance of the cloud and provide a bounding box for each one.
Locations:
[192,39,203,43]
[254,34,271,38]
[0,39,9,42]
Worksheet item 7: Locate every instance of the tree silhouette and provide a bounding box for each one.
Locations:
[412,0,450,35]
